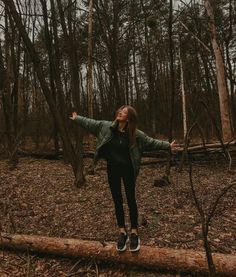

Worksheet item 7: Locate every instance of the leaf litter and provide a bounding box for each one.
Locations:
[0,157,235,276]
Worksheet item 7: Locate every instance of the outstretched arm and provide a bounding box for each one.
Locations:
[70,112,103,136]
[140,131,178,152]
[140,132,170,152]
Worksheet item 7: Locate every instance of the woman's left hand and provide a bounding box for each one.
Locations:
[70,112,78,120]
[170,140,178,151]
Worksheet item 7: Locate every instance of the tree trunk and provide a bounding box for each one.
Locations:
[203,0,234,142]
[179,45,187,139]
[87,0,94,119]
[2,0,84,186]
[56,0,85,186]
[140,0,156,135]
[93,0,125,108]
[1,13,18,168]
[224,0,236,132]
[40,0,60,155]
[168,0,175,142]
[87,0,95,155]
[0,233,236,276]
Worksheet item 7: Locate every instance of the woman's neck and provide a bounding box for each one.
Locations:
[118,121,126,132]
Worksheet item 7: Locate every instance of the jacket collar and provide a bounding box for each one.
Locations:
[110,120,119,131]
[110,120,130,132]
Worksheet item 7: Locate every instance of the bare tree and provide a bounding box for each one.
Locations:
[223,0,236,132]
[203,0,234,142]
[2,0,86,186]
[0,10,21,168]
[189,164,236,276]
[168,0,176,143]
[87,0,94,119]
[179,43,187,139]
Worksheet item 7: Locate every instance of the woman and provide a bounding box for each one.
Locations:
[70,105,176,252]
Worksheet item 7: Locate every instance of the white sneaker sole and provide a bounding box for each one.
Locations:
[116,237,129,252]
[116,244,127,252]
[129,238,140,252]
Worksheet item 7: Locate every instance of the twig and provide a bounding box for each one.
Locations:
[68,259,82,274]
[188,163,205,219]
[206,182,236,226]
[26,247,31,277]
[94,260,99,277]
[171,237,198,244]
[179,121,197,171]
[188,164,216,275]
[179,21,211,52]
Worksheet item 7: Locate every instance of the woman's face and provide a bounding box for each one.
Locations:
[116,107,128,122]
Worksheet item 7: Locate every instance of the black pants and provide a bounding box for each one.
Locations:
[107,163,138,229]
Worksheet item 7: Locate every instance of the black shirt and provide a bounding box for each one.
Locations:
[101,129,132,167]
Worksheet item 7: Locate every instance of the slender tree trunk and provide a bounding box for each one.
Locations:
[87,0,93,119]
[8,13,21,141]
[0,42,4,91]
[161,0,175,179]
[40,0,60,155]
[202,226,217,276]
[56,0,81,109]
[1,12,18,168]
[168,0,175,142]
[179,46,187,139]
[87,0,95,154]
[203,0,234,141]
[132,36,140,112]
[224,0,236,132]
[93,0,125,108]
[2,0,85,186]
[56,0,85,186]
[140,0,156,134]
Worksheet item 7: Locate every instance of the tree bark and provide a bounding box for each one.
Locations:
[87,0,94,119]
[93,0,125,108]
[179,45,187,139]
[40,0,60,155]
[2,0,84,186]
[223,0,236,132]
[56,0,85,186]
[87,0,95,154]
[1,12,19,168]
[168,0,175,142]
[0,233,236,276]
[140,0,156,134]
[203,0,234,142]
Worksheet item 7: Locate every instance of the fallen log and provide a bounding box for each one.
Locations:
[16,141,236,164]
[187,140,236,151]
[0,233,236,276]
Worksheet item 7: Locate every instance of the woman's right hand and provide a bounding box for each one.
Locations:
[70,112,77,120]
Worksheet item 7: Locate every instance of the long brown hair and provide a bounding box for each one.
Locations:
[115,105,138,146]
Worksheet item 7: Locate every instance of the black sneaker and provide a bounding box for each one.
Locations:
[129,233,140,252]
[116,233,128,252]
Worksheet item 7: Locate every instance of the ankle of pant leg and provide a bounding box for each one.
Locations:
[131,228,138,234]
[119,227,127,234]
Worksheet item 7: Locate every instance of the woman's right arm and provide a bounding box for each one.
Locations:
[70,112,103,136]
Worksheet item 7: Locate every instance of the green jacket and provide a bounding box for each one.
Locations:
[74,115,170,179]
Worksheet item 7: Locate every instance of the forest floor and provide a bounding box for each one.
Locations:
[0,157,235,277]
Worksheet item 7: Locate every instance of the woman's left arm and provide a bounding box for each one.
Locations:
[138,131,171,152]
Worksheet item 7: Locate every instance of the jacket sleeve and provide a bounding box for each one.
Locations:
[139,131,170,152]
[74,115,103,136]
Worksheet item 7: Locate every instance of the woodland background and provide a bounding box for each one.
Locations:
[0,0,235,181]
[0,1,236,276]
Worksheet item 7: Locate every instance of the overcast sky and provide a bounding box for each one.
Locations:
[174,0,195,8]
